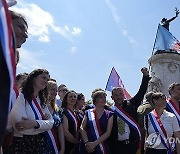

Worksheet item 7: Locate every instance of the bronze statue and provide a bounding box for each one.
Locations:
[161,7,179,31]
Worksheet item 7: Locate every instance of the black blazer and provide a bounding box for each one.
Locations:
[108,75,151,152]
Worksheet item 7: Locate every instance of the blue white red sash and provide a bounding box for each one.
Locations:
[29,96,59,154]
[166,100,180,126]
[9,84,19,112]
[148,110,172,154]
[77,111,84,121]
[112,104,141,139]
[0,0,16,139]
[87,109,106,154]
[0,0,16,79]
[67,108,79,133]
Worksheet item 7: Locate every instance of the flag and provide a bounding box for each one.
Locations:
[105,67,131,99]
[153,24,180,52]
[0,0,16,145]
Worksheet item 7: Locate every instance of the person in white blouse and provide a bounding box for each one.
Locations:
[7,69,54,153]
[145,92,180,154]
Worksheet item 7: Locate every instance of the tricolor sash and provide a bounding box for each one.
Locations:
[29,96,59,154]
[148,110,172,154]
[9,84,19,112]
[77,111,84,121]
[87,109,106,154]
[0,0,16,142]
[166,100,180,126]
[112,104,141,139]
[66,108,79,133]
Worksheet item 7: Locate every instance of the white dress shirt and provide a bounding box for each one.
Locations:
[145,110,180,149]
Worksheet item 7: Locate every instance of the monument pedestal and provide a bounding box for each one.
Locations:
[148,52,180,96]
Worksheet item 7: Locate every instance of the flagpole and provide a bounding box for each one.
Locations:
[149,24,160,72]
[105,67,114,91]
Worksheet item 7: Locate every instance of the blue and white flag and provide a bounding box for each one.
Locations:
[153,24,180,52]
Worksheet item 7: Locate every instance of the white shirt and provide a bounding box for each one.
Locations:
[8,93,54,137]
[117,117,130,141]
[111,104,130,141]
[145,110,180,149]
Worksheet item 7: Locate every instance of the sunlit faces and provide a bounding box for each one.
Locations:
[66,92,77,106]
[111,88,125,104]
[171,85,180,100]
[58,86,68,100]
[76,96,85,109]
[12,18,28,48]
[153,96,167,109]
[96,94,106,106]
[48,83,58,101]
[34,73,49,91]
[16,74,28,89]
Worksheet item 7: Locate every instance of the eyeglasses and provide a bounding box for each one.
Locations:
[59,89,68,92]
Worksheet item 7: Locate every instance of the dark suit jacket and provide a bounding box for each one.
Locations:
[108,75,151,153]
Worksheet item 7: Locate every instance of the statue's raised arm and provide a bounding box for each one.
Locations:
[161,7,179,31]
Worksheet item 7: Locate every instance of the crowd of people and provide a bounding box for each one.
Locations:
[1,1,180,154]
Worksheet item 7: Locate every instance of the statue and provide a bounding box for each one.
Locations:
[161,7,179,31]
[148,72,162,93]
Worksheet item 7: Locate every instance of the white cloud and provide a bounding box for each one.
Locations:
[72,27,81,35]
[105,0,121,23]
[11,1,82,43]
[64,25,69,32]
[38,35,50,42]
[69,46,77,55]
[122,29,137,46]
[105,0,137,47]
[17,48,50,72]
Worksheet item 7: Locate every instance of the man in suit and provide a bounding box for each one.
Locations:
[109,67,150,154]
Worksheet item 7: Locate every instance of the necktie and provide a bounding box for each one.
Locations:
[117,117,125,135]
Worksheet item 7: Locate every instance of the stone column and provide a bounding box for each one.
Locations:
[148,52,180,96]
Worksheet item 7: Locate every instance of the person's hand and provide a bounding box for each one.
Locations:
[59,149,64,154]
[15,117,39,131]
[176,10,179,17]
[44,113,51,120]
[141,67,149,76]
[85,142,96,153]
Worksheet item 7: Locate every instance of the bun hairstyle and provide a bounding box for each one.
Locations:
[144,91,154,103]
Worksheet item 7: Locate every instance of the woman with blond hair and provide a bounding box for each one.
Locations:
[47,80,65,154]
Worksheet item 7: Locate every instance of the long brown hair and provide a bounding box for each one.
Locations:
[22,69,49,108]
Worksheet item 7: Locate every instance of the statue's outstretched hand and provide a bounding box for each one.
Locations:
[175,7,179,17]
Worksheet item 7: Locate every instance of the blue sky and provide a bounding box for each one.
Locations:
[11,0,180,101]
